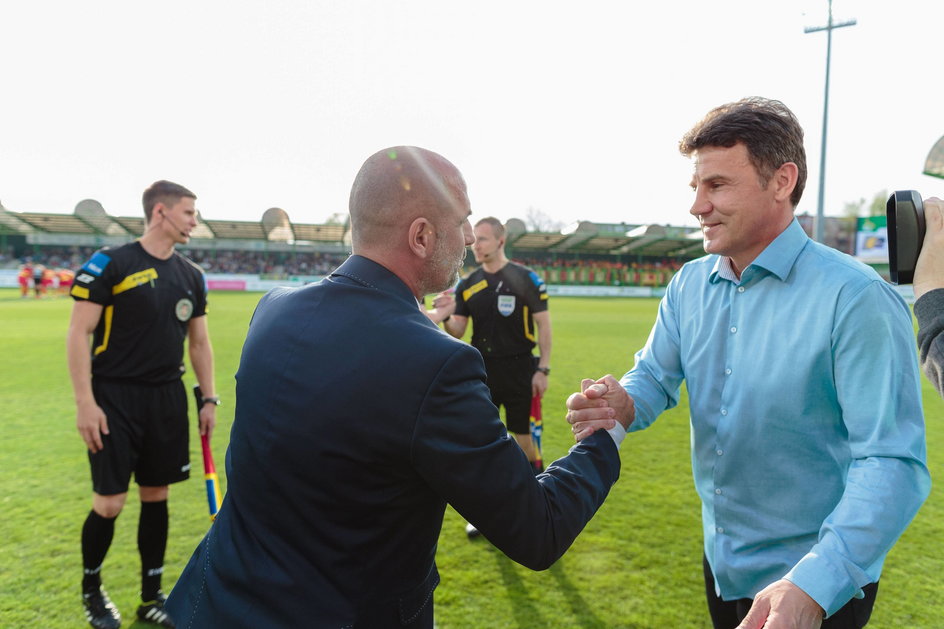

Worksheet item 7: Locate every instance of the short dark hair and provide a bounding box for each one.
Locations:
[475,217,505,240]
[679,97,807,208]
[142,180,196,223]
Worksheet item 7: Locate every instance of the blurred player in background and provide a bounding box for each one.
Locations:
[32,262,48,297]
[67,180,218,629]
[56,267,76,296]
[17,261,31,297]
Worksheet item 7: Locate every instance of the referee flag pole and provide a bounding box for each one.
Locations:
[530,395,544,471]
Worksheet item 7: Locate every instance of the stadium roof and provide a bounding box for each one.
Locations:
[506,220,704,259]
[0,200,709,259]
[924,135,944,180]
[0,201,352,245]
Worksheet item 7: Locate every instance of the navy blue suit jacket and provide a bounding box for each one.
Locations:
[167,255,620,628]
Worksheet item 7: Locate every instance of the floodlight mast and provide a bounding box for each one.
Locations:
[805,0,856,243]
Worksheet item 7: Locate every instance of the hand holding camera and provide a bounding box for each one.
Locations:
[913,196,944,300]
[886,191,944,289]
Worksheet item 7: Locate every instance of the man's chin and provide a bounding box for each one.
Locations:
[425,271,459,296]
[702,238,722,255]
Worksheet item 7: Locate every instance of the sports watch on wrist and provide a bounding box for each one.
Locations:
[535,366,550,375]
[194,385,221,408]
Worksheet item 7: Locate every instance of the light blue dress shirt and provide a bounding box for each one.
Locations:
[622,219,930,616]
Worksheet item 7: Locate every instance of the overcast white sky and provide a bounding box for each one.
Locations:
[1,0,941,232]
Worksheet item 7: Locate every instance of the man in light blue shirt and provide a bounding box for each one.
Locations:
[567,97,929,629]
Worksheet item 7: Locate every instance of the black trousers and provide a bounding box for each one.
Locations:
[703,556,878,629]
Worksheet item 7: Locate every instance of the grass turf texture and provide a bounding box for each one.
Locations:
[0,287,941,628]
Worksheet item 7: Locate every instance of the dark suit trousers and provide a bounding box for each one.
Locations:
[703,555,878,629]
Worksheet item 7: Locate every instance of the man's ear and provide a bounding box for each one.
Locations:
[408,217,433,258]
[772,162,798,203]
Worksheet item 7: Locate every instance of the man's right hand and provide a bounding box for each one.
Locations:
[431,290,456,313]
[565,375,634,441]
[76,400,109,453]
[426,290,457,325]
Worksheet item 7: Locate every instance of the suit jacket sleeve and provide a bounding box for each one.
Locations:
[914,288,944,397]
[411,343,620,570]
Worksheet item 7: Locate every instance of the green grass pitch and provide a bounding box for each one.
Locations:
[0,288,941,627]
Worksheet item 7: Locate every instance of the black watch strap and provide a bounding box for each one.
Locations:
[193,385,220,408]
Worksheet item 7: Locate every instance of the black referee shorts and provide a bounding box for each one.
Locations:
[88,378,191,495]
[483,354,534,435]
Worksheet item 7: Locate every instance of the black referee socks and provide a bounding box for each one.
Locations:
[81,509,118,593]
[138,500,169,601]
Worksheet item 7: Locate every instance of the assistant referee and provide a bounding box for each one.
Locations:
[67,180,218,629]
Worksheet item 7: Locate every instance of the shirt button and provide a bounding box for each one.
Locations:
[737,286,745,293]
[716,449,723,456]
[717,527,724,534]
[720,409,728,416]
[715,488,722,495]
[725,368,732,375]
[730,326,737,333]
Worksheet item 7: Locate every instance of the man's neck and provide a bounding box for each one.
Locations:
[138,230,176,260]
[481,254,508,274]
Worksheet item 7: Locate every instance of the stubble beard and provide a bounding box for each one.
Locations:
[421,237,464,295]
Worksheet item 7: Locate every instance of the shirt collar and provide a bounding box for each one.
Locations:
[709,218,808,284]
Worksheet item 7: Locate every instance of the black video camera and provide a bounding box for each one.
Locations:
[886,190,926,285]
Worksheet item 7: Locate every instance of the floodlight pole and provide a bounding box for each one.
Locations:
[805,0,856,243]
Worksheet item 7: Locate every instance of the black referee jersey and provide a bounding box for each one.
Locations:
[453,261,548,358]
[70,241,208,384]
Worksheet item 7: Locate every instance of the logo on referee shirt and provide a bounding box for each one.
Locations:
[497,294,516,316]
[175,298,194,322]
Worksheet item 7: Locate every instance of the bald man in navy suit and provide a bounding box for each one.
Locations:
[166,146,629,628]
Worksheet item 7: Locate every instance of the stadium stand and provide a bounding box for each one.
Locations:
[113,216,147,236]
[203,219,267,240]
[15,212,97,234]
[0,200,864,288]
[292,223,347,243]
[74,199,134,237]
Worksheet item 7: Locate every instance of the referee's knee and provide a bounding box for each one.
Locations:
[92,492,128,518]
[139,485,170,502]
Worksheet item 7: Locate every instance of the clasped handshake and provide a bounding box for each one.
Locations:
[565,375,635,440]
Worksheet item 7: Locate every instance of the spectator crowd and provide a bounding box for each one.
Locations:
[5,245,683,287]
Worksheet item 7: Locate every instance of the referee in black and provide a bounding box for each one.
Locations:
[434,216,552,469]
[67,180,218,629]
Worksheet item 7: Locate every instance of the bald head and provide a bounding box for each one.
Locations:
[349,146,469,252]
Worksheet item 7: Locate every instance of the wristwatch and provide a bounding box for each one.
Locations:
[535,366,550,375]
[201,396,221,407]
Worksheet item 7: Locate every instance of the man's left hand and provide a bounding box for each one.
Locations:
[532,371,548,397]
[737,579,824,629]
[913,197,944,300]
[199,403,217,439]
